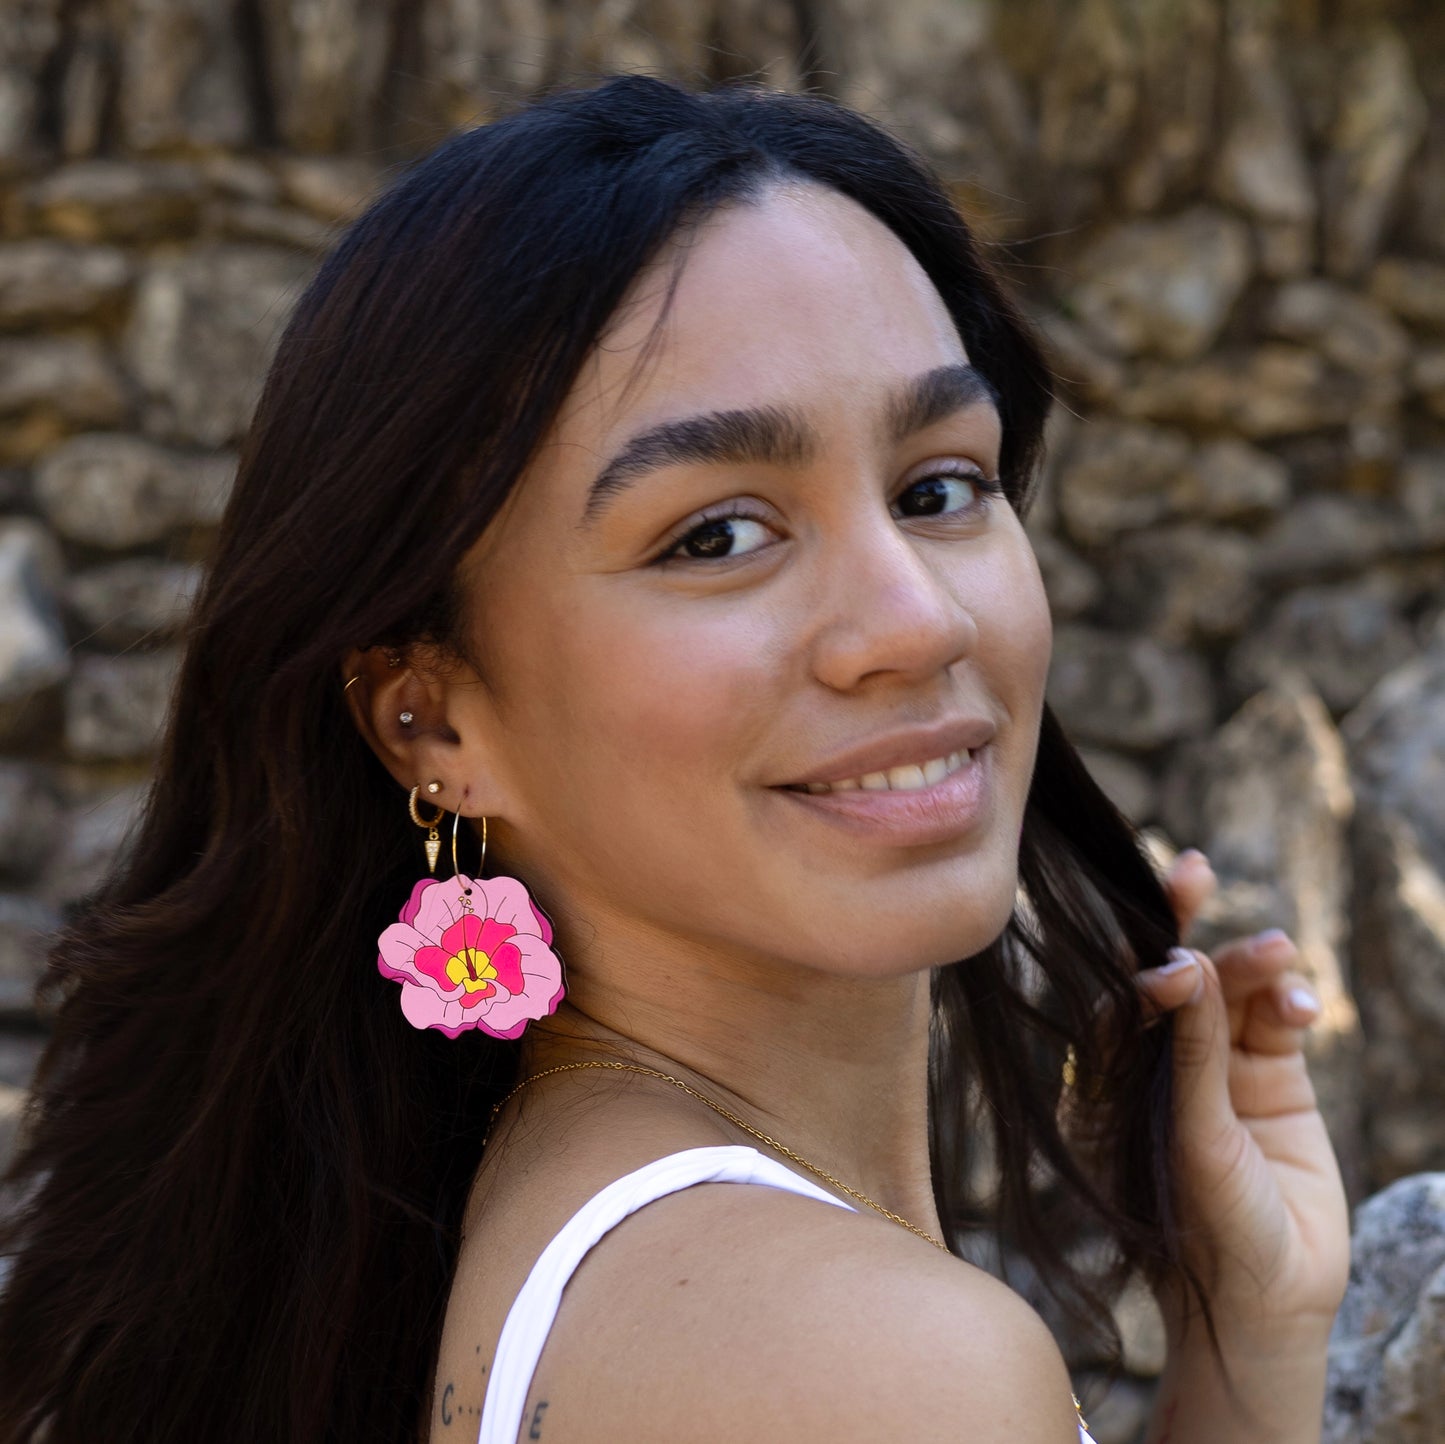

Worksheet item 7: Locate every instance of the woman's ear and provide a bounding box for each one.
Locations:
[340,645,509,818]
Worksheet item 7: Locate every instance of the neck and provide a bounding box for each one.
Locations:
[517,918,941,1238]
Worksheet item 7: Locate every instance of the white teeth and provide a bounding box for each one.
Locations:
[795,748,974,795]
[886,763,927,791]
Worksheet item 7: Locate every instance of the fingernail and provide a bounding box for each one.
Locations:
[1287,986,1321,1017]
[1158,947,1199,975]
[1252,928,1291,951]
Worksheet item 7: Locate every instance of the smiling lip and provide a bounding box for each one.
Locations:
[774,740,993,846]
[779,718,997,788]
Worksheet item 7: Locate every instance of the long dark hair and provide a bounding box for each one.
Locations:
[0,74,1192,1442]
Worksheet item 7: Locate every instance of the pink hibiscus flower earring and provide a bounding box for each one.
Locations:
[375,784,566,1040]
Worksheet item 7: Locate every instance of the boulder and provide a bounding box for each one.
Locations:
[1064,207,1252,361]
[1325,1173,1445,1444]
[1343,644,1445,1183]
[1054,420,1190,546]
[1227,578,1418,717]
[24,160,205,243]
[0,337,128,441]
[64,650,181,761]
[65,558,203,648]
[1118,345,1395,439]
[1105,523,1258,645]
[1166,438,1290,525]
[0,242,132,329]
[0,892,59,1019]
[1250,494,1406,584]
[34,433,234,549]
[0,761,60,883]
[0,520,69,746]
[1210,15,1315,277]
[123,245,315,447]
[1046,624,1212,752]
[1180,674,1364,1194]
[1370,258,1445,333]
[42,780,149,909]
[1262,280,1411,380]
[1321,25,1428,279]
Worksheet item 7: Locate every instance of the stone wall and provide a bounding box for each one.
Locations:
[1,2,1444,1441]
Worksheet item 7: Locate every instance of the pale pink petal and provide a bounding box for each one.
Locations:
[471,934,565,1039]
[377,921,434,984]
[398,981,473,1036]
[410,874,472,942]
[473,875,546,936]
[529,898,554,946]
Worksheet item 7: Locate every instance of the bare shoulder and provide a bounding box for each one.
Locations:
[528,1176,1082,1444]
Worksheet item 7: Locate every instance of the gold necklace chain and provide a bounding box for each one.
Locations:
[484,1058,950,1251]
[483,1057,1090,1432]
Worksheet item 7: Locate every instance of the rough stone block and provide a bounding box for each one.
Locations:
[1046,624,1213,751]
[1064,207,1252,361]
[123,245,315,446]
[64,649,181,761]
[34,433,234,549]
[0,242,132,329]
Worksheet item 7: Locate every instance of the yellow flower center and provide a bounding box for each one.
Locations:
[446,947,498,995]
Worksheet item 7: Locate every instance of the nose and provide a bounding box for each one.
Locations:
[807,507,979,693]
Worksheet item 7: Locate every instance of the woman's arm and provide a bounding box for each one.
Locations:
[1130,850,1350,1443]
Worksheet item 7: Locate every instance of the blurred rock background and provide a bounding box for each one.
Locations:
[0,0,1443,1439]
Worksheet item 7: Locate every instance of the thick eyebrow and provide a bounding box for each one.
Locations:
[581,362,999,525]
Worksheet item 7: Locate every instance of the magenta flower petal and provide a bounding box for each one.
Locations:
[490,941,524,995]
[413,944,453,989]
[399,877,435,928]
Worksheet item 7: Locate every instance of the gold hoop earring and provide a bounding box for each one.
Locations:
[451,809,489,878]
[408,784,445,873]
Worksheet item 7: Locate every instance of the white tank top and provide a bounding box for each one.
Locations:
[474,1143,1097,1444]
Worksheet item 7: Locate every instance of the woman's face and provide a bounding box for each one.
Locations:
[453,180,1053,978]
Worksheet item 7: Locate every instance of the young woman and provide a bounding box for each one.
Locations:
[0,75,1348,1443]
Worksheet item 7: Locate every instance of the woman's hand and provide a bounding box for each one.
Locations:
[1135,849,1351,1353]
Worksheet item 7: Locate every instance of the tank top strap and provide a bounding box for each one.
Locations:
[472,1142,1099,1444]
[475,1144,855,1444]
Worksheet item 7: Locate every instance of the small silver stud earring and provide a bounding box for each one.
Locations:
[425,780,442,795]
[399,711,414,726]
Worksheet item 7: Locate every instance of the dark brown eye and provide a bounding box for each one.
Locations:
[894,472,1002,519]
[666,514,773,562]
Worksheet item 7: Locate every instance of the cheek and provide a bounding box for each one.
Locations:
[507,585,782,803]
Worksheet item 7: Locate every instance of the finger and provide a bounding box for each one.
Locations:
[1162,849,1217,939]
[1135,947,1205,1024]
[1163,947,1237,1147]
[1236,971,1322,1056]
